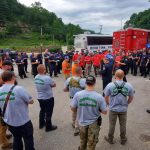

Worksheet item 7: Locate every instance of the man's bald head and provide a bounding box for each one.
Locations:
[115,69,124,80]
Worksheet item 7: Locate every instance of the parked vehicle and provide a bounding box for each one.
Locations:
[0,49,18,59]
[74,32,113,52]
[113,28,150,52]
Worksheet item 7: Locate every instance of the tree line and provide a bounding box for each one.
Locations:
[124,9,150,29]
[0,0,87,44]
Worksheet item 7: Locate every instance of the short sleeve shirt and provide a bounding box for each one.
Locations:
[35,74,55,99]
[104,80,135,112]
[71,90,107,126]
[0,84,32,127]
[64,77,86,98]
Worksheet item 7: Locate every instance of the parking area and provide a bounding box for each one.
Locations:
[13,65,150,150]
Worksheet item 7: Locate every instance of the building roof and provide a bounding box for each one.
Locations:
[74,34,112,37]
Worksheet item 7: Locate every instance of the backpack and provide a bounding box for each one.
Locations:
[112,82,128,97]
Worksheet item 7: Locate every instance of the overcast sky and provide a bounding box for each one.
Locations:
[18,0,150,34]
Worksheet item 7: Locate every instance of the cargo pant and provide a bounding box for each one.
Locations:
[79,121,100,150]
[108,111,127,141]
[0,123,10,149]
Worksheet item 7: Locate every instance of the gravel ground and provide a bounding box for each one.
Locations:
[13,65,150,150]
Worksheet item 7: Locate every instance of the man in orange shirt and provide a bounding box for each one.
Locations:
[62,56,71,79]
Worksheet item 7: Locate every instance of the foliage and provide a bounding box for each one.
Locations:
[124,9,150,29]
[0,0,85,45]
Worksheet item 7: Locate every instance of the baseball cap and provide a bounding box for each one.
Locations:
[86,75,96,85]
[64,56,69,59]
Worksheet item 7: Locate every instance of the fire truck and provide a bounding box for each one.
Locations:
[112,28,150,52]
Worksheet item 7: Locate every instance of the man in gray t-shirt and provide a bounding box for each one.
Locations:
[0,61,13,150]
[0,71,35,150]
[64,66,86,136]
[104,69,135,145]
[71,75,107,150]
[35,64,57,132]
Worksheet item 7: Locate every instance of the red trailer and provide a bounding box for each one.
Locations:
[112,28,150,52]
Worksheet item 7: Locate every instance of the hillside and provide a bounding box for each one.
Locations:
[0,0,86,49]
[124,9,150,29]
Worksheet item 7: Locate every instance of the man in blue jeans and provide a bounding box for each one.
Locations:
[35,64,57,131]
[0,71,35,150]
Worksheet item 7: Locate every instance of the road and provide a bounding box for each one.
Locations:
[14,65,150,150]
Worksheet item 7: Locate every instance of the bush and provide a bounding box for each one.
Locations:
[6,24,22,35]
[49,47,61,53]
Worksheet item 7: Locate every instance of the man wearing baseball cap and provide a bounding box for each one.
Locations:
[0,61,13,149]
[70,75,107,150]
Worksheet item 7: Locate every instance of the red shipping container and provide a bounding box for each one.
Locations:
[113,28,150,52]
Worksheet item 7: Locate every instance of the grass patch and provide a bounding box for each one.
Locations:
[0,32,65,52]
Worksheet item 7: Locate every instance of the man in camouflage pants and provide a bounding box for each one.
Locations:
[64,67,86,136]
[70,75,107,150]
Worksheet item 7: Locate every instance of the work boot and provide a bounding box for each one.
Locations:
[120,137,127,145]
[104,136,114,144]
[1,143,13,150]
[39,123,45,129]
[45,125,57,132]
[146,109,150,113]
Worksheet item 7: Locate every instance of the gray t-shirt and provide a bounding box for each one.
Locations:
[71,90,107,126]
[64,76,86,97]
[0,84,32,127]
[104,80,135,112]
[35,74,55,99]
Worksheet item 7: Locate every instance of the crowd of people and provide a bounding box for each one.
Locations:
[1,48,150,81]
[0,48,149,150]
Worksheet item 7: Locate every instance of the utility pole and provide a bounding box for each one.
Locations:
[100,25,103,34]
[53,34,55,45]
[66,34,68,46]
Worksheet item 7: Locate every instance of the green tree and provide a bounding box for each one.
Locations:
[6,24,22,35]
[0,0,9,22]
[124,9,150,29]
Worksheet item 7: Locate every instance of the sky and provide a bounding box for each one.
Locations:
[18,0,150,34]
